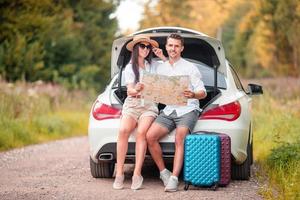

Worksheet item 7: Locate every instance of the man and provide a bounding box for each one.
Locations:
[146,33,207,192]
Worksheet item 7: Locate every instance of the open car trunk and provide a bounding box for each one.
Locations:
[112,28,227,110]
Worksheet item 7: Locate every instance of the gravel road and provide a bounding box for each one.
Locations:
[0,136,263,200]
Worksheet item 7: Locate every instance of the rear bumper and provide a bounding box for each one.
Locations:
[89,118,250,164]
[94,142,175,163]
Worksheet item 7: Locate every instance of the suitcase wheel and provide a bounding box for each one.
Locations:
[212,183,218,191]
[184,182,189,191]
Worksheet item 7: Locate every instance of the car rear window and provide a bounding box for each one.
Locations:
[190,60,227,89]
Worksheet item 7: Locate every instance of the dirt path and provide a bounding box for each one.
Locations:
[0,136,263,200]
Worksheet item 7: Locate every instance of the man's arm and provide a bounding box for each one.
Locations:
[183,89,207,99]
[184,63,207,99]
[152,47,167,61]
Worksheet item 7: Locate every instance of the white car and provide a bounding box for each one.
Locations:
[88,27,263,180]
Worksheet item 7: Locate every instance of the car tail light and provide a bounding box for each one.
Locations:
[92,100,121,120]
[200,101,241,121]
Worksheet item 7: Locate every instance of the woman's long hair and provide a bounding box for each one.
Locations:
[131,43,152,83]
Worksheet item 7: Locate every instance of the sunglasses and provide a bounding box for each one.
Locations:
[139,43,151,50]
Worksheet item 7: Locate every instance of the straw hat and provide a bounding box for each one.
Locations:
[126,35,159,51]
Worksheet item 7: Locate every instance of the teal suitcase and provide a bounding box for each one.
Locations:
[184,134,221,190]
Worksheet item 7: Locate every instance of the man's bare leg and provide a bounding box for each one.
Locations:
[146,123,169,171]
[172,127,189,177]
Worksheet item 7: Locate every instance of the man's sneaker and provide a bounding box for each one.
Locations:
[131,175,143,190]
[113,175,124,190]
[159,169,171,186]
[164,175,178,192]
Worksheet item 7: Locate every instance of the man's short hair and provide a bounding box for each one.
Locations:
[167,33,184,46]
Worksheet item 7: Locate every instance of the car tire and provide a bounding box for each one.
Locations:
[90,157,115,178]
[249,124,253,165]
[231,142,251,180]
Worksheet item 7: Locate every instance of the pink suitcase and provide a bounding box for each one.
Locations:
[218,133,231,186]
[193,131,231,186]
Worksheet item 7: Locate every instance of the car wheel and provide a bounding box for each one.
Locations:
[249,124,253,165]
[90,157,115,178]
[231,142,251,180]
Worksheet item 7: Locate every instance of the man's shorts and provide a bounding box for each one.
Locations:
[122,96,158,122]
[154,110,200,132]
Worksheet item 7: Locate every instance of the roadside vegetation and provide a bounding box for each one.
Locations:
[0,81,92,151]
[247,78,300,199]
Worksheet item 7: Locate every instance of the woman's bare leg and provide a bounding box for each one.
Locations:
[133,116,155,176]
[115,116,137,177]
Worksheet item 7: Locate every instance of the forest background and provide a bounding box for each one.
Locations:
[1,0,300,91]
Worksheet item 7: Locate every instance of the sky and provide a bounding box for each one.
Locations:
[115,0,149,33]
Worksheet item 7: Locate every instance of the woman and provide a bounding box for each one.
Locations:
[113,35,166,190]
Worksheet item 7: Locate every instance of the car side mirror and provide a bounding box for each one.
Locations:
[247,84,263,95]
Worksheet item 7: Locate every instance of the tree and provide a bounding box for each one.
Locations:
[140,0,195,30]
[0,0,118,91]
[140,0,243,37]
[140,0,300,77]
[0,0,58,81]
[272,0,300,75]
[69,0,118,89]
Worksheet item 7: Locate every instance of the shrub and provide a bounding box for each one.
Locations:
[267,142,300,170]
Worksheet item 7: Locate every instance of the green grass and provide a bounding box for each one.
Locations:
[250,78,300,199]
[0,82,91,151]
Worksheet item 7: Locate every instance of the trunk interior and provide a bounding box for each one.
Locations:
[114,86,221,111]
[113,36,223,111]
